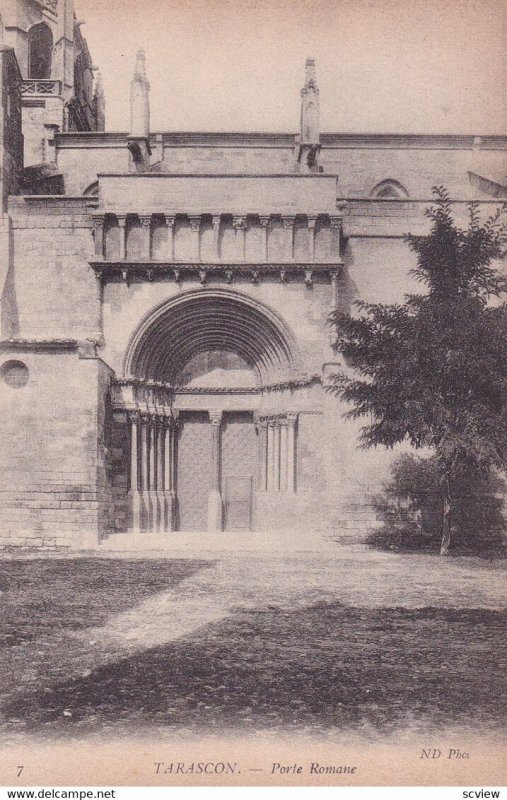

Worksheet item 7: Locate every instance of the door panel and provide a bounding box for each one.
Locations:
[176,412,212,530]
[221,412,256,531]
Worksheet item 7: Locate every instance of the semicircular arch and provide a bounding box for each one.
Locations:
[123,288,303,387]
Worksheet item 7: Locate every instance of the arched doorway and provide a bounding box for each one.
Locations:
[122,290,301,533]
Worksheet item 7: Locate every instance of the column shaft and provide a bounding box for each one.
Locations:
[273,423,281,491]
[279,421,288,491]
[308,217,316,261]
[267,423,275,491]
[140,216,152,260]
[118,216,127,260]
[140,414,150,530]
[260,217,269,262]
[129,411,142,531]
[93,217,104,257]
[208,411,223,531]
[287,414,297,492]
[166,216,175,261]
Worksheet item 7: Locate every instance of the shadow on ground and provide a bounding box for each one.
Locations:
[3,602,506,739]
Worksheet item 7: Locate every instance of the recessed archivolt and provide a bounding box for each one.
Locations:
[124,289,303,387]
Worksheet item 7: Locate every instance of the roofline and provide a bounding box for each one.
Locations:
[54,131,507,150]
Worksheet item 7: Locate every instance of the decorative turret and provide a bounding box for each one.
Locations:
[128,49,151,171]
[295,57,321,173]
[93,71,105,132]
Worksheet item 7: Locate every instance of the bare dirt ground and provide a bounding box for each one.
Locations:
[0,545,505,745]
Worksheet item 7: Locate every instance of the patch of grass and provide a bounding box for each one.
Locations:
[0,558,210,647]
[4,602,506,738]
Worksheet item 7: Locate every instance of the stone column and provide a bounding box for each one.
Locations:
[92,216,104,257]
[328,267,340,348]
[212,215,221,260]
[189,215,201,261]
[163,413,175,531]
[93,269,104,344]
[140,215,152,260]
[147,414,158,531]
[266,422,275,491]
[140,411,150,530]
[128,410,142,530]
[233,216,246,261]
[273,421,281,491]
[208,411,223,531]
[117,215,127,260]
[308,216,317,261]
[287,413,298,493]
[260,216,270,262]
[165,215,175,261]
[279,419,288,491]
[283,216,295,261]
[156,414,164,532]
[257,418,268,490]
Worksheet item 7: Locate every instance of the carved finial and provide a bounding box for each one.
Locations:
[94,72,106,132]
[133,50,149,84]
[300,57,319,144]
[129,50,151,169]
[304,57,318,90]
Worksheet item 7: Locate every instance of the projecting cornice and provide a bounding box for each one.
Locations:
[54,131,507,151]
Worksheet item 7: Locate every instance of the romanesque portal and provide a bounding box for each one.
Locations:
[118,291,301,534]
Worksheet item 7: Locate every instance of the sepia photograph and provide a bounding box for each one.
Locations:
[0,0,506,792]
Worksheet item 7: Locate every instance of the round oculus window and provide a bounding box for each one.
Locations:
[1,360,29,388]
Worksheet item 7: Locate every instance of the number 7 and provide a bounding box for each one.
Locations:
[17,766,24,777]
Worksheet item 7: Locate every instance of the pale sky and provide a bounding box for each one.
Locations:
[77,0,506,135]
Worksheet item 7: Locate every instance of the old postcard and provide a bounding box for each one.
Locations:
[0,0,505,793]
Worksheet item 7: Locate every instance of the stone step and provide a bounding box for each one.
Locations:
[99,529,338,553]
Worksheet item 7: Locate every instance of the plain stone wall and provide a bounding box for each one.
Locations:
[53,132,506,200]
[6,197,99,339]
[0,350,113,548]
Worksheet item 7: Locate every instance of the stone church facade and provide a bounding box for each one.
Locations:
[0,0,505,549]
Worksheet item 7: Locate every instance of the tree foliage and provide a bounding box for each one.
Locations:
[327,186,507,553]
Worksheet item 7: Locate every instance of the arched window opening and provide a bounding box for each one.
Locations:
[370,179,409,199]
[28,23,53,79]
[83,181,99,196]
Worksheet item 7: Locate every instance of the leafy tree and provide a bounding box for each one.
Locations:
[327,186,507,554]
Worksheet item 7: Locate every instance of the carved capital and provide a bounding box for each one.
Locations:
[282,216,295,229]
[259,215,270,229]
[209,410,223,427]
[304,268,313,287]
[116,215,127,228]
[233,216,246,230]
[139,215,152,228]
[212,215,221,230]
[287,412,298,426]
[164,214,175,228]
[91,216,104,230]
[127,409,140,424]
[189,215,201,231]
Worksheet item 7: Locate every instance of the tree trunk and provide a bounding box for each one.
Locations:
[440,480,452,556]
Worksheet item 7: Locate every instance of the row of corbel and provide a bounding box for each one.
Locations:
[92,263,342,287]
